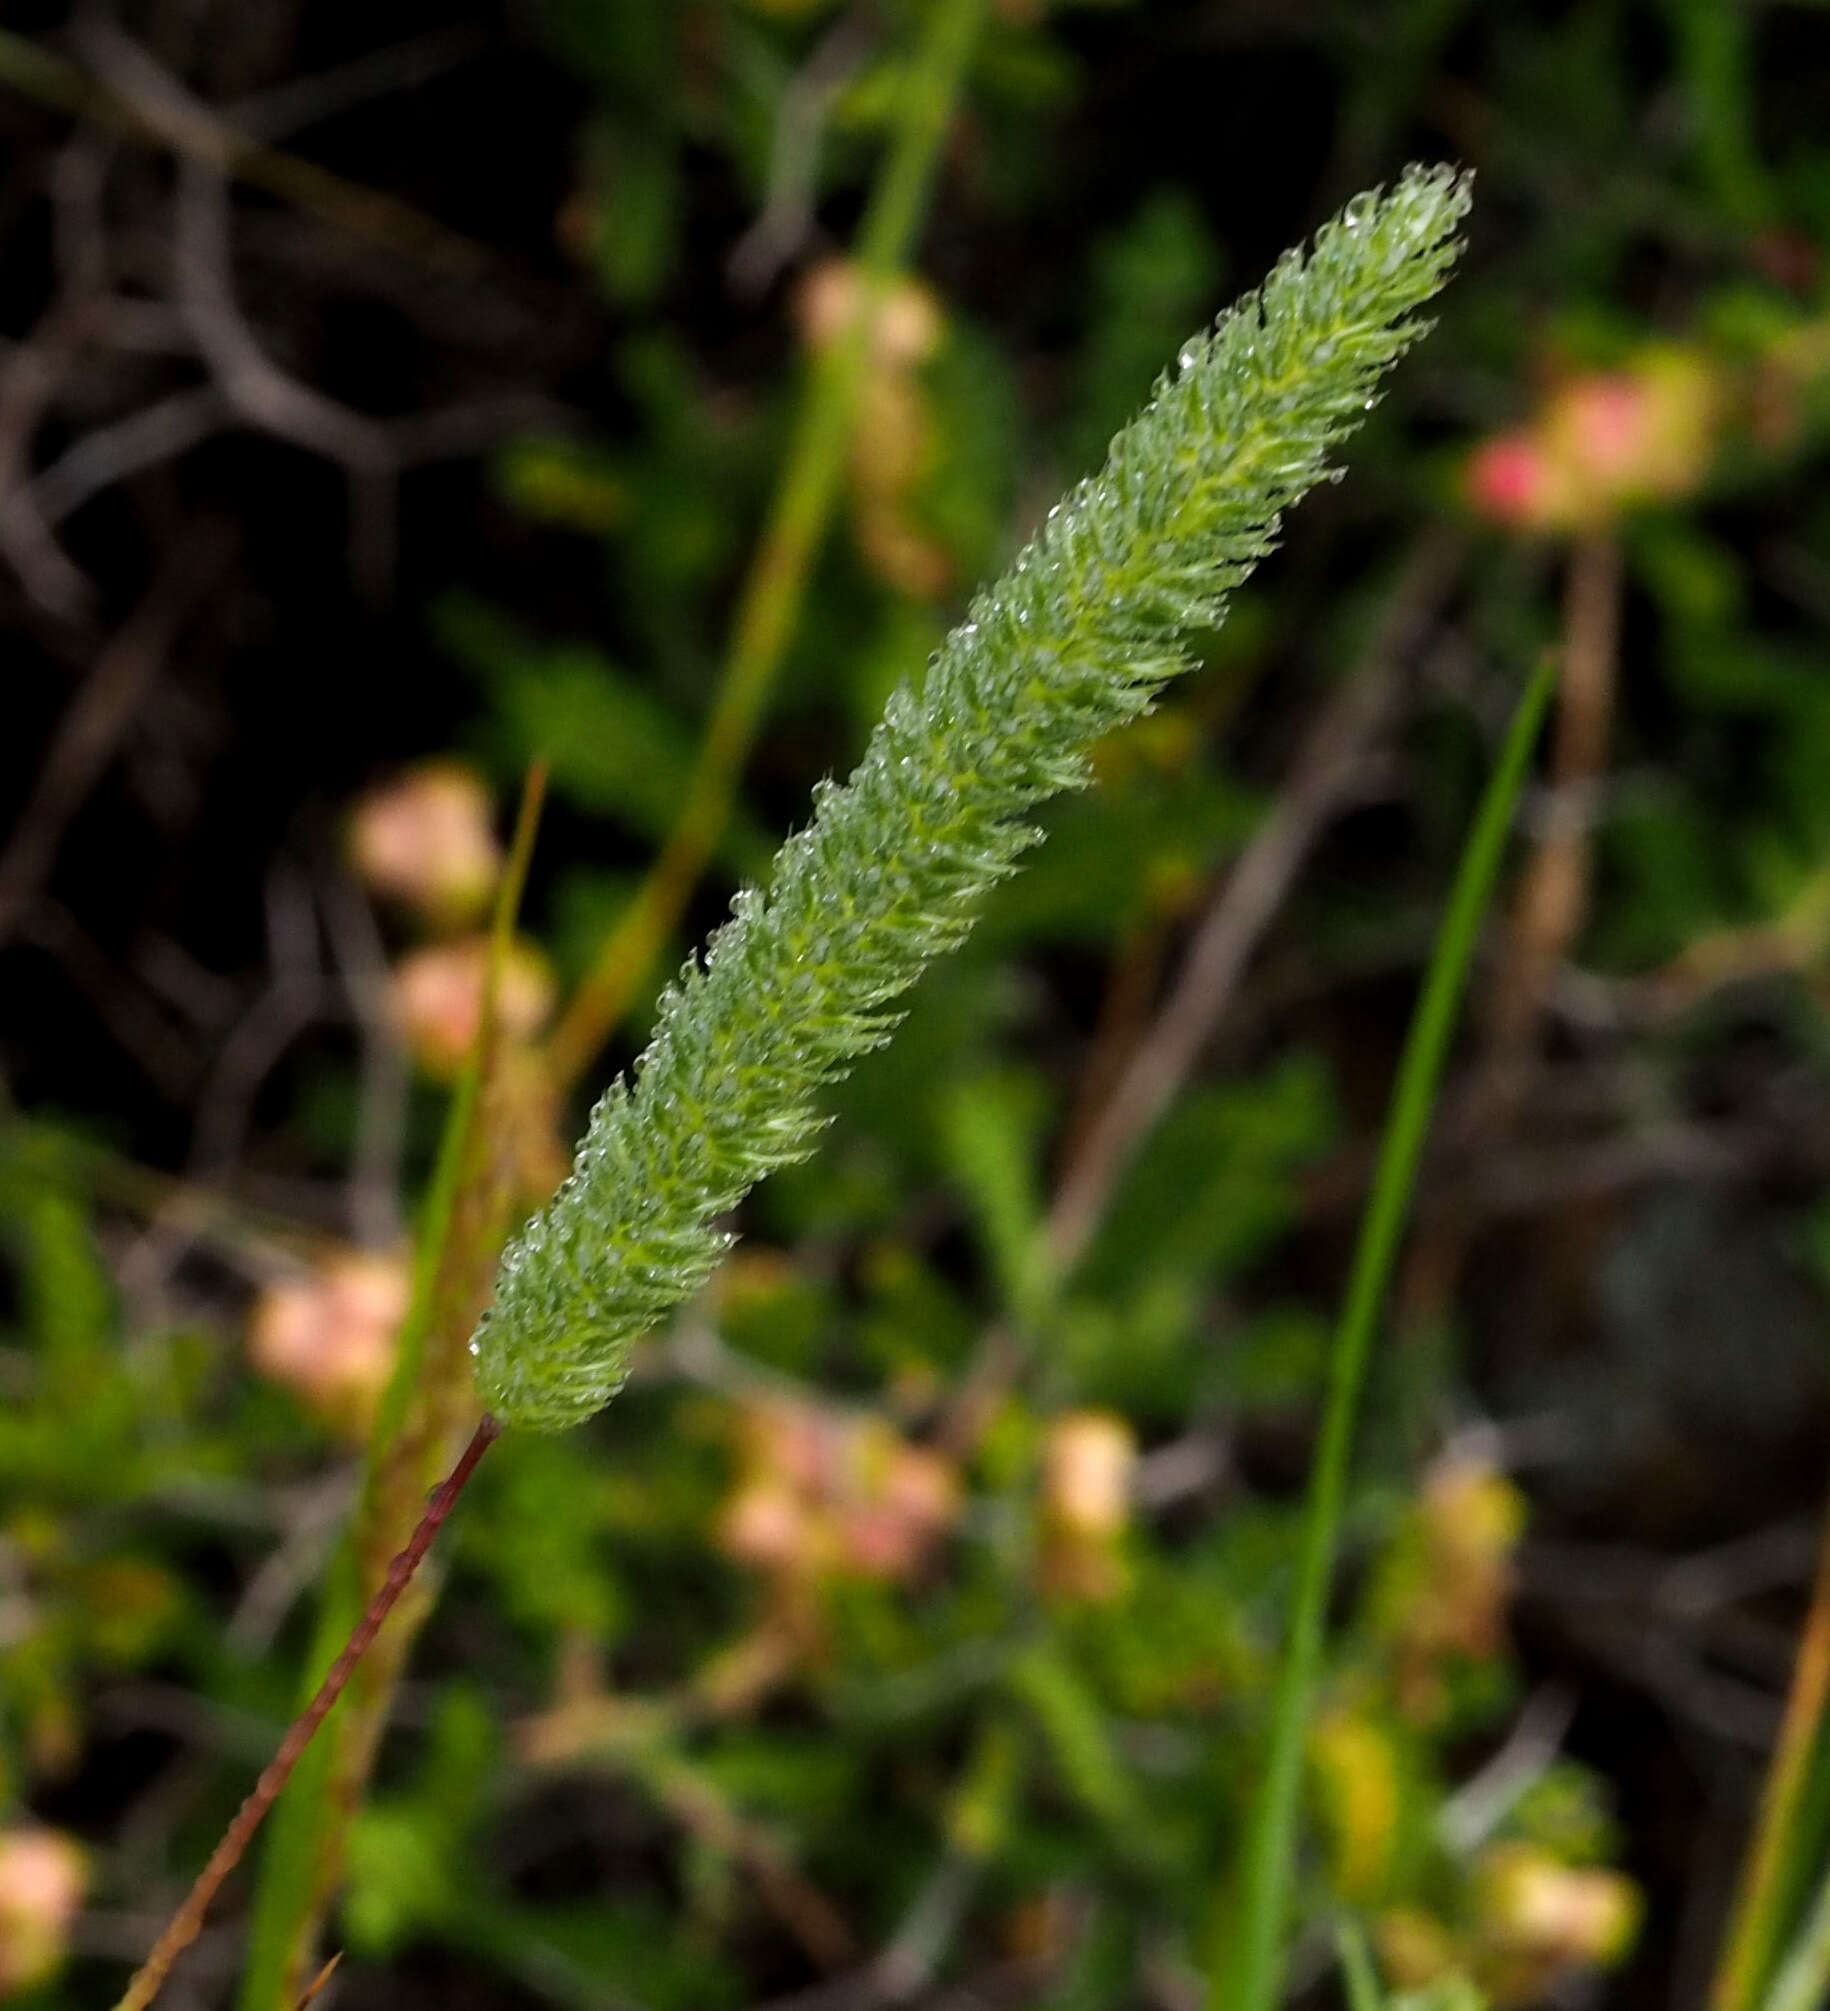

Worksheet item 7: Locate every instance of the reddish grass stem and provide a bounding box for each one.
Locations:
[114,1412,502,2011]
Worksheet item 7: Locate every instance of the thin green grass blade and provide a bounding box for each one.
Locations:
[1335,1919,1385,2011]
[1213,655,1557,2011]
[1765,1862,1830,2011]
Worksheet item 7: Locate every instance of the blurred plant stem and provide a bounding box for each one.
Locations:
[232,767,547,2011]
[1711,1491,1830,2011]
[1483,530,1622,1121]
[542,0,987,1088]
[1210,657,1555,2011]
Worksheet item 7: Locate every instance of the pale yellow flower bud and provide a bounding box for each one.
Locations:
[0,1828,85,1996]
[1043,1410,1136,1539]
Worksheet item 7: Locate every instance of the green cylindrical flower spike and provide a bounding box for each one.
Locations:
[472,163,1472,1431]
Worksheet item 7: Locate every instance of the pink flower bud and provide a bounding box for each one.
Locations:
[1547,355,1714,505]
[249,1249,411,1435]
[719,1401,958,1585]
[388,936,556,1078]
[1464,430,1577,531]
[1467,350,1717,533]
[794,260,943,366]
[837,1441,958,1578]
[721,1481,812,1572]
[349,762,502,929]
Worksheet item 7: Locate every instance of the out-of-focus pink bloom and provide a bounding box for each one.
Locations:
[349,761,502,929]
[388,935,556,1077]
[1466,350,1717,531]
[719,1400,959,1584]
[1549,357,1715,500]
[722,1482,808,1572]
[843,1437,960,1576]
[795,259,943,366]
[0,1828,86,1996]
[1556,375,1648,486]
[1465,431,1576,530]
[249,1249,410,1435]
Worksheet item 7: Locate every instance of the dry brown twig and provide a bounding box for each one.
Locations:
[1482,529,1624,1115]
[17,22,495,277]
[0,534,226,942]
[0,26,565,612]
[728,5,882,296]
[0,154,106,614]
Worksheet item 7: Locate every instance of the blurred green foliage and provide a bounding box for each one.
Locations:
[15,2,1830,2009]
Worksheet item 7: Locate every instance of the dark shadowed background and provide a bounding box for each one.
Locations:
[7,6,1830,2011]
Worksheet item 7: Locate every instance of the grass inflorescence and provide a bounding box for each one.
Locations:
[472,163,1474,1431]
